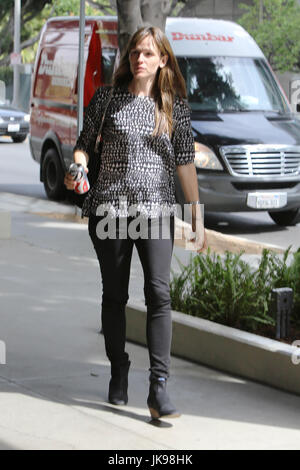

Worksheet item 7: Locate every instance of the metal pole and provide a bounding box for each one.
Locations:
[77,0,85,137]
[271,288,293,339]
[13,0,21,108]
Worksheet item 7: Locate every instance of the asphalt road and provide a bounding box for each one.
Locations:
[1,136,300,251]
[0,136,46,200]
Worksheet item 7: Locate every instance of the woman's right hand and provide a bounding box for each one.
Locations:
[64,166,89,191]
[64,171,76,191]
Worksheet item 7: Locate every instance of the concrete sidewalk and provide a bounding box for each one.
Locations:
[1,195,300,449]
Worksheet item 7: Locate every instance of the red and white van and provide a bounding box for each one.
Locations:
[30,16,118,200]
[30,16,300,225]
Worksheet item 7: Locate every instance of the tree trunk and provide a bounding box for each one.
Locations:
[179,0,205,16]
[140,0,172,30]
[116,0,172,55]
[116,0,144,55]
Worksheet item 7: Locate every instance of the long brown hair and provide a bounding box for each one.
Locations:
[113,26,187,137]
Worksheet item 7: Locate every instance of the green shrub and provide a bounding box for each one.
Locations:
[170,247,300,335]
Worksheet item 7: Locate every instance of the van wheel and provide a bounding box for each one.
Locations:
[268,209,300,226]
[42,148,66,201]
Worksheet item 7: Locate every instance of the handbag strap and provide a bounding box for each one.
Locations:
[94,86,114,153]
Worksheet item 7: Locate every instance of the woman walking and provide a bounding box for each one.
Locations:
[64,26,207,420]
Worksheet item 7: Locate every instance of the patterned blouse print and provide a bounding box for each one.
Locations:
[74,85,195,218]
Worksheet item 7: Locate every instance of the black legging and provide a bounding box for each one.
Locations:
[88,213,175,380]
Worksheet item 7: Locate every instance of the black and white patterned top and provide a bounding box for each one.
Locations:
[74,85,195,218]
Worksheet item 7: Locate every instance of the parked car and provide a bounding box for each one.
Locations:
[29,16,300,226]
[0,99,30,143]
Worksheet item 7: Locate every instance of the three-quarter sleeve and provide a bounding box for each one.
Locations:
[73,86,110,156]
[172,98,195,166]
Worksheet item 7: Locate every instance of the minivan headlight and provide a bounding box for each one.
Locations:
[24,114,30,122]
[0,116,4,123]
[194,142,223,170]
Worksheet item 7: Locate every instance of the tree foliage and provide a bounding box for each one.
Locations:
[238,0,300,72]
[0,0,52,65]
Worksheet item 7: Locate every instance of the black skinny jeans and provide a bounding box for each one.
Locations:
[88,213,175,381]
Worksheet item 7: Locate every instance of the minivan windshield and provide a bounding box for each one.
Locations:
[177,57,289,113]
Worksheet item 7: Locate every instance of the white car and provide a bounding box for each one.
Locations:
[0,99,30,143]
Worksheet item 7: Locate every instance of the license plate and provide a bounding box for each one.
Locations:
[247,192,287,209]
[8,124,20,132]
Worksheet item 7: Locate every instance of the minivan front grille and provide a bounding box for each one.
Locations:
[1,116,23,123]
[220,145,300,177]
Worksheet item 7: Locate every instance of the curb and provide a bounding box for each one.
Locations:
[174,216,285,255]
[126,301,300,397]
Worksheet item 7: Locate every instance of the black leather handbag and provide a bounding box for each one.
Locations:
[70,87,114,209]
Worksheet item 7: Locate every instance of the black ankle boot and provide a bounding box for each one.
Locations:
[108,360,131,405]
[147,377,180,419]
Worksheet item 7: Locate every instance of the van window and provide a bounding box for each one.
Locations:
[101,48,117,84]
[177,57,289,113]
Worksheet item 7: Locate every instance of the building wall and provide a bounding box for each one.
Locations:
[179,0,300,22]
[179,0,254,22]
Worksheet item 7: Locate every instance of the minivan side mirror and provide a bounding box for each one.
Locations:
[297,104,300,113]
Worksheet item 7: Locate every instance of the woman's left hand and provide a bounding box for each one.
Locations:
[190,217,208,253]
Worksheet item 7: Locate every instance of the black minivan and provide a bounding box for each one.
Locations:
[170,18,300,226]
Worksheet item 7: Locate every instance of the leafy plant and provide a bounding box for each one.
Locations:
[170,246,300,336]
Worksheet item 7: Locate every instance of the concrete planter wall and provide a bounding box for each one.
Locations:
[126,302,300,396]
